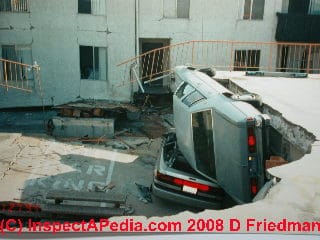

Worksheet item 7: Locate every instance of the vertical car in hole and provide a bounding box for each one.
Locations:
[152,66,271,208]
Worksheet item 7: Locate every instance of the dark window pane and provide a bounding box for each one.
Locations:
[177,0,190,18]
[176,82,195,99]
[12,0,29,12]
[252,0,265,19]
[2,45,33,80]
[309,0,320,14]
[78,0,91,14]
[2,45,16,61]
[182,90,205,107]
[243,0,251,19]
[234,50,260,71]
[234,50,247,71]
[94,47,99,80]
[192,110,216,178]
[288,0,310,14]
[2,45,15,81]
[247,50,260,71]
[0,0,12,11]
[141,42,164,83]
[80,46,93,79]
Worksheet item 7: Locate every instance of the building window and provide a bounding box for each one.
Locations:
[1,45,33,80]
[163,0,190,18]
[0,0,29,12]
[79,46,107,80]
[243,0,265,20]
[78,0,105,15]
[309,0,320,14]
[234,50,261,71]
[78,0,91,14]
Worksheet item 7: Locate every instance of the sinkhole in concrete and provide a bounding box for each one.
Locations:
[218,78,317,162]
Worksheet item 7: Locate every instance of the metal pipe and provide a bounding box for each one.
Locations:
[135,0,139,58]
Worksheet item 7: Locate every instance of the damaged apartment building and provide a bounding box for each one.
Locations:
[1,0,320,108]
[0,0,320,219]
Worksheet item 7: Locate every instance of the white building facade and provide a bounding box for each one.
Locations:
[0,0,286,108]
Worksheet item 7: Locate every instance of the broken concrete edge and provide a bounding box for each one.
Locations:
[226,79,317,155]
[53,99,141,112]
[252,178,277,202]
[262,105,316,153]
[50,117,115,139]
[266,156,288,169]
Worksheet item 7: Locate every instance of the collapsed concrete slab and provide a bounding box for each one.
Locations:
[214,72,319,162]
[49,117,114,138]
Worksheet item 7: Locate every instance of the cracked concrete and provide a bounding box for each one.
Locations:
[216,73,318,161]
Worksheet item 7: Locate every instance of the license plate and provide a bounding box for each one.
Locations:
[182,185,197,195]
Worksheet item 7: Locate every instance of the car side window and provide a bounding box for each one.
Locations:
[192,110,216,178]
[182,90,205,107]
[176,82,195,99]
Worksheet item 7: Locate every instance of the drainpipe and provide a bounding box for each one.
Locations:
[135,0,139,58]
[132,0,140,102]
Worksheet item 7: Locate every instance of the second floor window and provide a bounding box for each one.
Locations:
[163,0,190,19]
[243,0,265,20]
[78,0,105,15]
[309,0,320,14]
[0,0,29,12]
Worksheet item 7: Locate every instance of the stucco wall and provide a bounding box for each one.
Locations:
[0,0,282,108]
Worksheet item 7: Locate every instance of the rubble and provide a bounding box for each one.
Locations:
[135,183,152,204]
[49,117,115,138]
[266,156,289,169]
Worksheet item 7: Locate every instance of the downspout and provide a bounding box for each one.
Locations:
[135,0,139,58]
[132,0,139,102]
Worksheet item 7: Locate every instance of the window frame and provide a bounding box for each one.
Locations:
[234,49,261,71]
[78,0,91,14]
[0,0,29,13]
[182,89,206,107]
[78,0,106,15]
[175,82,206,107]
[243,0,265,20]
[191,108,216,179]
[1,44,34,81]
[163,0,190,19]
[309,0,320,15]
[175,82,195,99]
[79,45,107,81]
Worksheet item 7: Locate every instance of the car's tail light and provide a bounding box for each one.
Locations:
[156,171,211,193]
[250,177,258,197]
[156,171,174,182]
[247,126,256,153]
[173,178,211,192]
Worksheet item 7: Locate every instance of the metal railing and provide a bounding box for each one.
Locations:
[0,58,39,92]
[0,0,29,12]
[117,40,320,89]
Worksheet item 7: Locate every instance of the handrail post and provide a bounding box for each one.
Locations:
[149,50,156,81]
[192,41,195,65]
[229,42,234,72]
[4,61,8,91]
[307,44,312,73]
[268,44,273,71]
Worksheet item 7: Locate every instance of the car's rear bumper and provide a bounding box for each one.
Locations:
[152,180,223,209]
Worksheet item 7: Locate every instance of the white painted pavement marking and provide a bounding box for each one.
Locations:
[100,151,116,207]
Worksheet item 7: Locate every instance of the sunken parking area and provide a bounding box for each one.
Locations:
[0,102,201,219]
